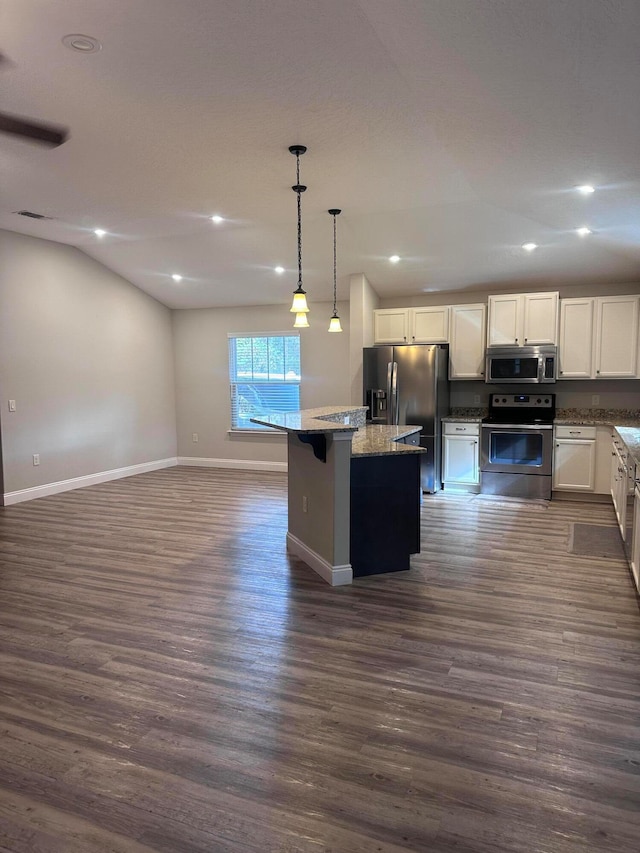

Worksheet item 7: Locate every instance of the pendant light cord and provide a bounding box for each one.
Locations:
[332,212,337,313]
[296,153,303,287]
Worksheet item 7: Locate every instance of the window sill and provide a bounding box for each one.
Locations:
[227,429,287,438]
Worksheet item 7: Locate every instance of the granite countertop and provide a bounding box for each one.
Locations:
[555,408,640,427]
[251,405,368,434]
[351,425,425,457]
[251,405,425,457]
[442,415,484,423]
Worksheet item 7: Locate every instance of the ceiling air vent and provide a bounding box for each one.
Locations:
[14,210,52,220]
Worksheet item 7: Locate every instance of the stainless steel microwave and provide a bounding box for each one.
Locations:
[485,345,557,384]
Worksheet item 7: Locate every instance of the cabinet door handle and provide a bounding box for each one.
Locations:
[524,338,527,343]
[515,338,519,343]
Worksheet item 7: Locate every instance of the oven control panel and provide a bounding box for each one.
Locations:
[489,393,555,410]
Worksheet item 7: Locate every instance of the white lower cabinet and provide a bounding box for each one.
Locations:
[443,422,479,489]
[631,487,640,593]
[553,426,596,491]
[594,427,614,494]
[610,436,627,533]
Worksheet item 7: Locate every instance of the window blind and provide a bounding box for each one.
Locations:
[228,333,301,430]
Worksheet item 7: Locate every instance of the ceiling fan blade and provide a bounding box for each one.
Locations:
[0,112,68,147]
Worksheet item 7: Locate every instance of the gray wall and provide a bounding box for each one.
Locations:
[172,302,351,463]
[287,433,351,567]
[0,230,177,494]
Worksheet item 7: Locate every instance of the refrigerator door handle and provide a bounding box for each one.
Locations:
[390,361,399,424]
[386,361,393,424]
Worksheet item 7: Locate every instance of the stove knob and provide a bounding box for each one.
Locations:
[502,398,507,403]
[545,398,549,403]
[537,398,541,404]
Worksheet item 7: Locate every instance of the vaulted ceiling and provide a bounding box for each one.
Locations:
[2,0,640,309]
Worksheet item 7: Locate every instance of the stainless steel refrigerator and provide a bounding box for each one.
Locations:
[363,344,449,492]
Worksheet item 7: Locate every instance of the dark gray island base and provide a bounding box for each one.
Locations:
[350,452,420,577]
[251,406,425,585]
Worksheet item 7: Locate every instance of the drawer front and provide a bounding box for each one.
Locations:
[555,425,596,440]
[443,422,480,436]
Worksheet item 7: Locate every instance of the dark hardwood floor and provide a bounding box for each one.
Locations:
[0,467,639,852]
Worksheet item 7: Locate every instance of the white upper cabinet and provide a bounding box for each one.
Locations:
[558,298,595,379]
[523,292,559,345]
[487,292,558,347]
[373,307,449,344]
[449,304,487,380]
[373,308,409,344]
[411,306,449,343]
[487,294,520,346]
[594,295,639,378]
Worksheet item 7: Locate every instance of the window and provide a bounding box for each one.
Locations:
[228,333,301,430]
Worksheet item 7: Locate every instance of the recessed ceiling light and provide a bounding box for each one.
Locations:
[576,227,592,237]
[274,266,285,274]
[62,34,102,53]
[576,184,595,195]
[93,228,106,237]
[210,215,224,224]
[389,255,400,263]
[171,274,183,282]
[522,242,538,252]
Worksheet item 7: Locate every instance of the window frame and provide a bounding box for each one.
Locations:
[228,332,301,431]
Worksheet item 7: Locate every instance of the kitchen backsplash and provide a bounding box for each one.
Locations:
[449,405,640,423]
[450,378,640,411]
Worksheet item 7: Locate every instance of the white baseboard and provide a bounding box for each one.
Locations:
[178,456,287,473]
[286,532,352,586]
[3,457,178,506]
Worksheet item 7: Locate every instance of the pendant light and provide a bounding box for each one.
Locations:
[288,145,309,321]
[328,208,343,332]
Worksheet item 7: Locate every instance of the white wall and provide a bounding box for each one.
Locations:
[172,301,351,463]
[379,280,640,308]
[0,230,177,496]
[349,273,379,405]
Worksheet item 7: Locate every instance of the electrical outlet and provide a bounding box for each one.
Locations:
[473,395,481,406]
[192,432,199,442]
[32,454,40,466]
[302,496,308,513]
[592,395,600,406]
[8,400,16,412]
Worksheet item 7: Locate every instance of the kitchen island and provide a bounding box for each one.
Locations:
[251,406,425,585]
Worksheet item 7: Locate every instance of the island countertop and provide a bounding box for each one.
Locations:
[351,425,424,457]
[251,406,425,457]
[251,405,367,434]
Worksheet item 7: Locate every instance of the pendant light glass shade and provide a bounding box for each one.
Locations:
[327,208,343,332]
[328,314,343,333]
[290,285,309,314]
[288,145,309,324]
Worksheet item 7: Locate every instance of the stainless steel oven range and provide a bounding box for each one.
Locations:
[480,393,556,500]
